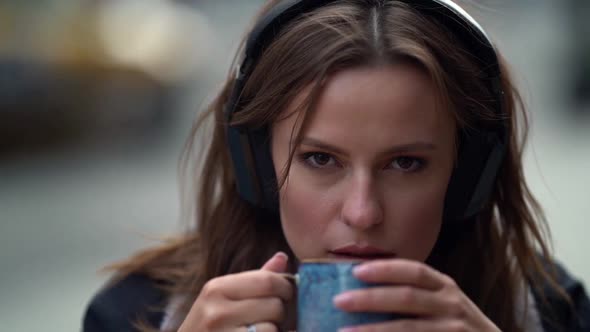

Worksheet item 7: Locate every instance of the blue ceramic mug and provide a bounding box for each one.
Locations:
[290,259,396,332]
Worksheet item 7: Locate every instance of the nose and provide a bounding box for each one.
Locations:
[340,172,384,230]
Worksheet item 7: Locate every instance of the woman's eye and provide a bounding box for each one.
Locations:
[301,152,337,168]
[390,157,424,172]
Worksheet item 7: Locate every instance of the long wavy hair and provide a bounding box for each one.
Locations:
[108,1,568,331]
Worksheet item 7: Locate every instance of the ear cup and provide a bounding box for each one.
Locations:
[226,121,278,211]
[226,125,259,206]
[443,130,506,220]
[248,127,279,211]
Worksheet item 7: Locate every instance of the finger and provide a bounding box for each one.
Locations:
[227,297,286,327]
[339,318,466,332]
[261,252,289,273]
[210,271,294,301]
[352,259,450,291]
[241,322,279,332]
[333,286,449,317]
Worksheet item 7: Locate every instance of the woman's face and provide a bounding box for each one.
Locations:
[271,64,456,263]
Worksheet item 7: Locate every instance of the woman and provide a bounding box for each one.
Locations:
[83,0,590,331]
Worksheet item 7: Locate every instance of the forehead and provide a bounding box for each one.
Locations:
[273,64,454,145]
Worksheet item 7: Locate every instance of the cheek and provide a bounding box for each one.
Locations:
[391,181,447,261]
[278,178,333,259]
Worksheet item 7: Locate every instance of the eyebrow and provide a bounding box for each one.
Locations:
[300,137,437,156]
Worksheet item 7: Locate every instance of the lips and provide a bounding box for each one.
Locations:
[329,244,396,260]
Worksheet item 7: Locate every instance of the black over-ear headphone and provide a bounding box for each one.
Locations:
[225,0,508,221]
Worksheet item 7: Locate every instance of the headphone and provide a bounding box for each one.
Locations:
[225,0,508,221]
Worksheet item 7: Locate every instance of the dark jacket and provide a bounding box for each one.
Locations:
[82,261,590,332]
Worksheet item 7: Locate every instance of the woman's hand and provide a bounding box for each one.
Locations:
[333,259,501,332]
[178,252,294,332]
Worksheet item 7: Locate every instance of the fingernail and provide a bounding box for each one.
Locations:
[339,327,357,332]
[333,293,353,307]
[353,264,371,277]
[276,252,288,261]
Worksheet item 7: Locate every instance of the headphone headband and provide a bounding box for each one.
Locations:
[238,0,500,85]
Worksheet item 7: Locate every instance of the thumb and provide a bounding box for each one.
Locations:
[261,251,289,273]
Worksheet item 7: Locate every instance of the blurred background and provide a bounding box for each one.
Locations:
[0,0,588,331]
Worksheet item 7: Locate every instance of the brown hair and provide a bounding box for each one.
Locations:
[108,1,568,331]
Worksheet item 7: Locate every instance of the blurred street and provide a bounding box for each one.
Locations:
[0,1,588,331]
